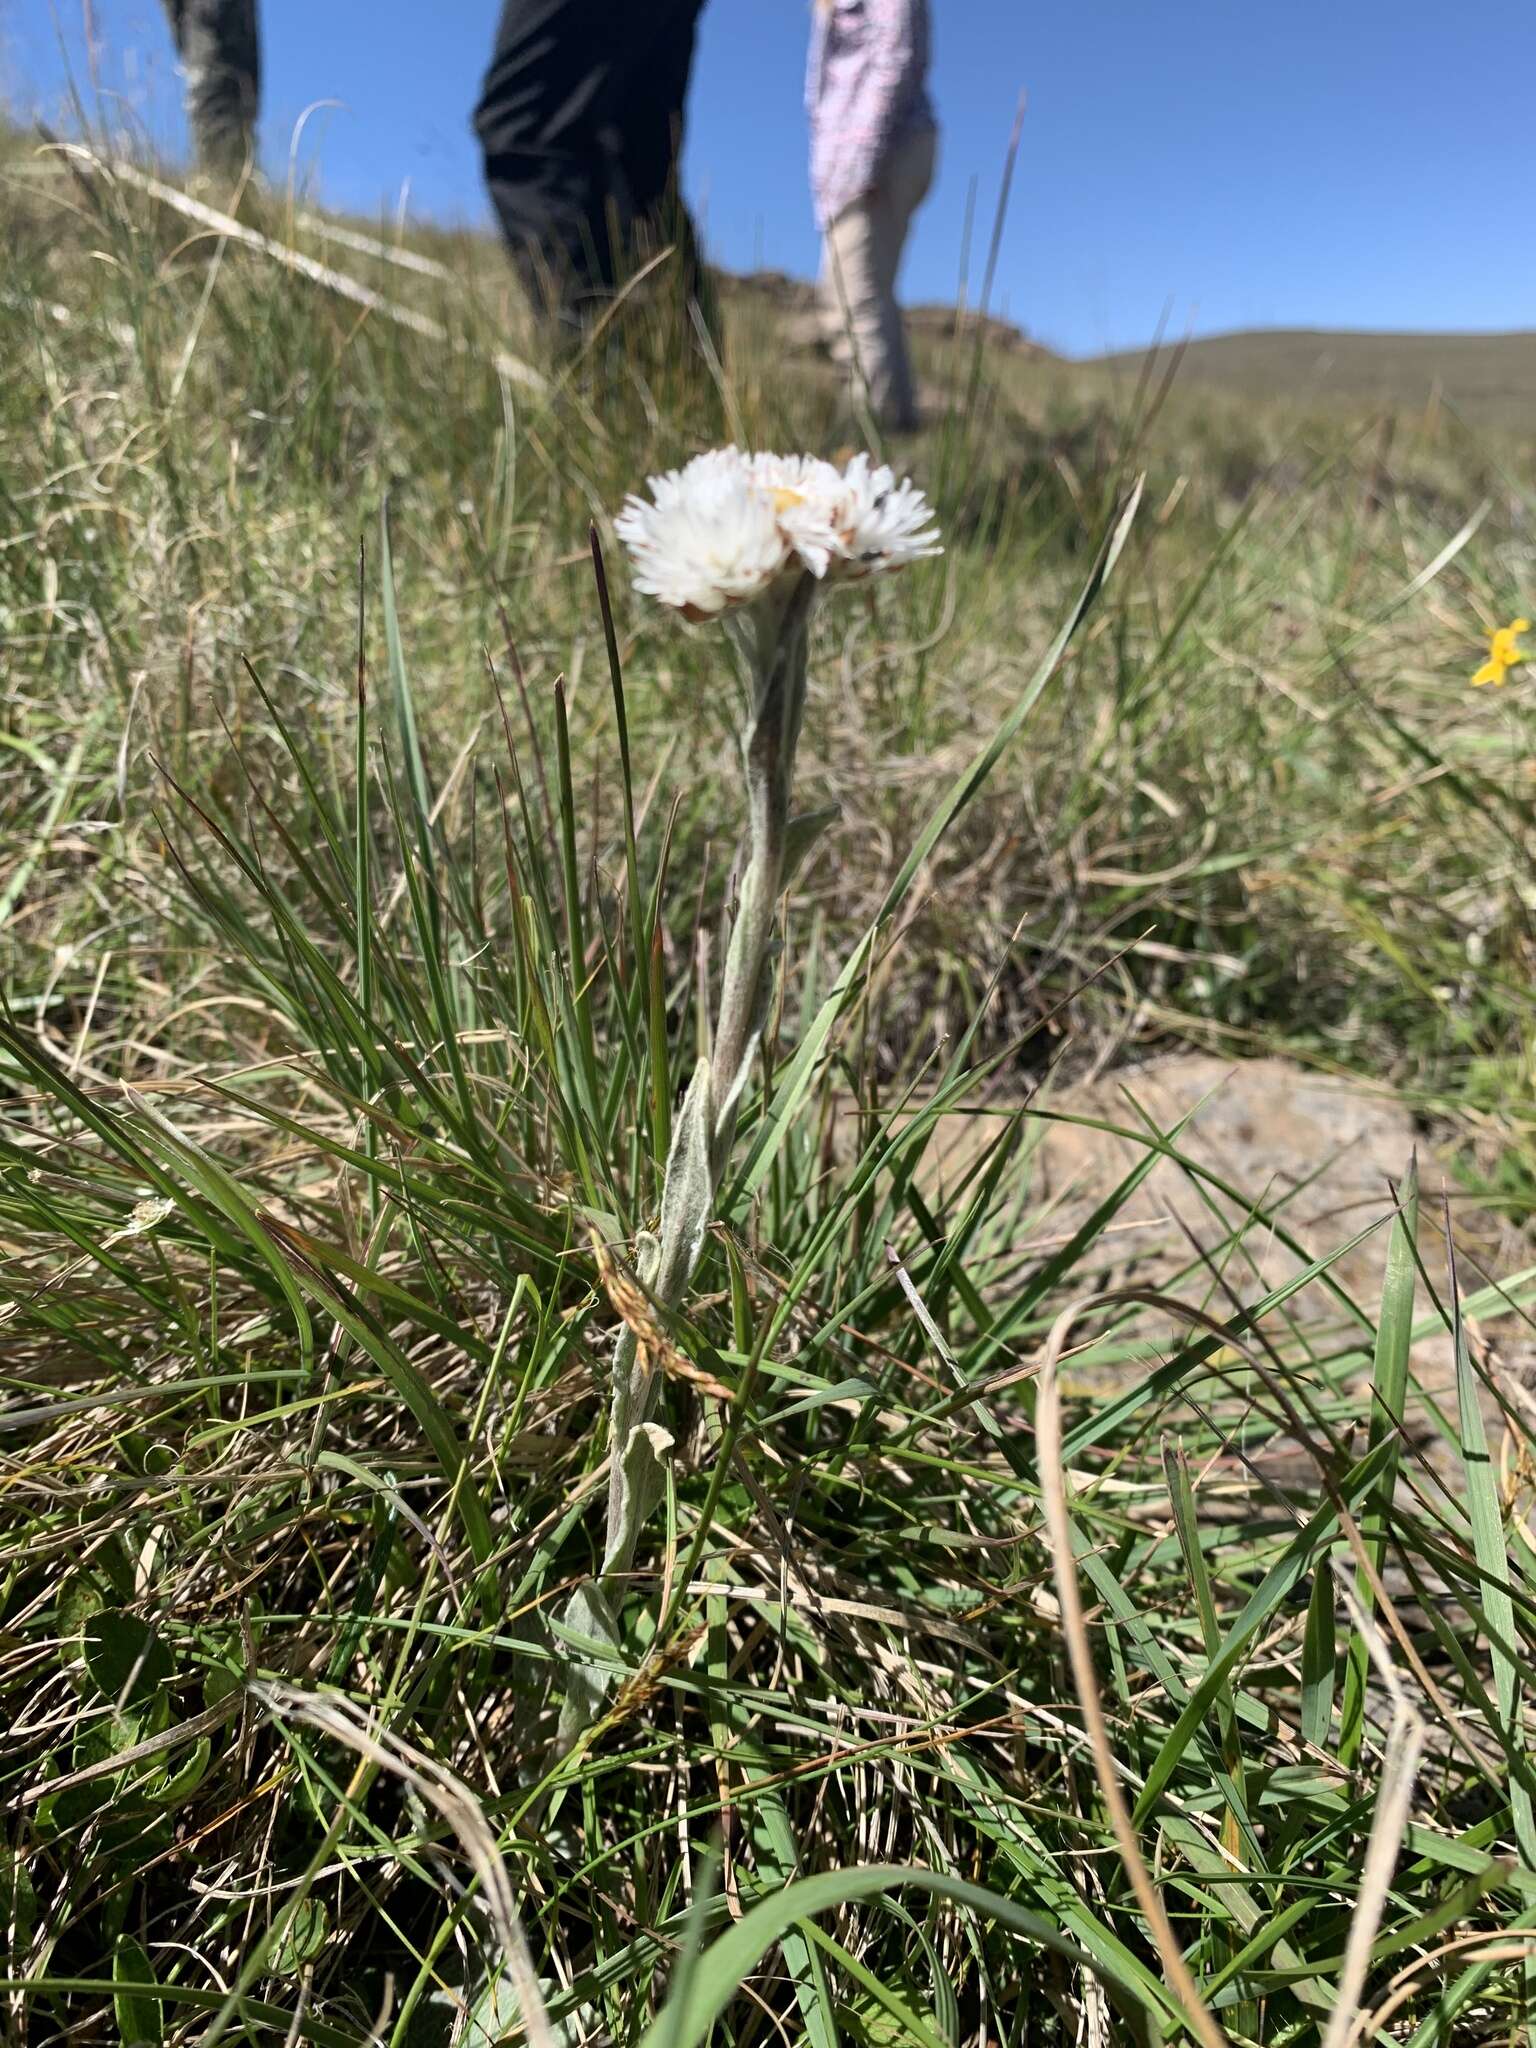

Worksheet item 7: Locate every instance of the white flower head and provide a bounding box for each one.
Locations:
[822,453,943,580]
[744,451,847,577]
[615,446,941,615]
[614,447,793,617]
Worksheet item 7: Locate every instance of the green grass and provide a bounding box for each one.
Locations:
[3,127,1536,2046]
[1093,327,1536,433]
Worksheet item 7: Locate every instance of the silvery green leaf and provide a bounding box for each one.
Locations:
[653,1057,715,1299]
[782,804,841,887]
[607,1412,675,1575]
[554,1578,621,1746]
[449,1973,590,2048]
[712,966,775,1156]
[602,1324,649,1560]
[442,1930,592,2048]
[608,1320,643,1419]
[552,1578,620,1661]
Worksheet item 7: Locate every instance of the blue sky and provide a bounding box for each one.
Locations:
[4,0,1534,356]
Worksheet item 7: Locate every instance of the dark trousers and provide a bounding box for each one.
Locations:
[474,0,708,332]
[162,0,259,174]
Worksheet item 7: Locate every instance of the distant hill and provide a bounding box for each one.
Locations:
[1091,328,1536,430]
[724,266,1534,430]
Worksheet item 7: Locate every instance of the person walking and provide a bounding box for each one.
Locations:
[809,0,937,432]
[474,0,712,343]
[160,0,260,177]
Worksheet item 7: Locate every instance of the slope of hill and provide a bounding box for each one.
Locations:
[7,144,1536,2048]
[1093,325,1536,428]
[726,258,1534,427]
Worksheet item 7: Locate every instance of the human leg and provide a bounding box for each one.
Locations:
[870,122,936,428]
[615,0,710,320]
[163,0,259,175]
[476,0,710,337]
[820,123,935,430]
[474,0,624,329]
[820,198,892,420]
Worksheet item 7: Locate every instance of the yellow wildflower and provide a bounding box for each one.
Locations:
[1472,617,1530,687]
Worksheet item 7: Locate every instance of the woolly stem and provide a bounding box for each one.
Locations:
[556,574,815,1746]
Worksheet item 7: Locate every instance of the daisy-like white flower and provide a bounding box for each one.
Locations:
[821,452,943,580]
[744,451,847,577]
[570,441,943,1754]
[614,446,941,616]
[614,447,793,617]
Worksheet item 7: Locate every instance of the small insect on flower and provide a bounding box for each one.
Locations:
[1472,617,1530,687]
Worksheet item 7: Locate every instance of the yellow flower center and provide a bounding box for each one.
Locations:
[768,486,804,515]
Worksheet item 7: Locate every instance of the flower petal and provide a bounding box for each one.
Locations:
[614,447,794,614]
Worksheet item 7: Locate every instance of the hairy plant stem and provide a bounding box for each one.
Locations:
[557,574,816,1745]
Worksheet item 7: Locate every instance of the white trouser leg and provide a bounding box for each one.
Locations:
[819,123,936,428]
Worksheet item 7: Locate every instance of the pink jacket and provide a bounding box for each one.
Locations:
[807,0,936,230]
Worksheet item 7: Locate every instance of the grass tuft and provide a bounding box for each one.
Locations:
[3,120,1536,2045]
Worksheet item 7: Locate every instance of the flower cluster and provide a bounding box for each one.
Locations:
[1473,617,1530,688]
[614,446,941,617]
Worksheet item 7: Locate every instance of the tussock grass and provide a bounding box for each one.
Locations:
[3,127,1536,2045]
